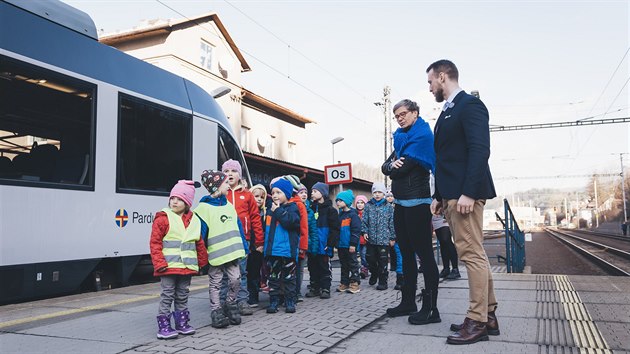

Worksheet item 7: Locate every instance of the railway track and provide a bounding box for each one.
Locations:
[544,227,630,276]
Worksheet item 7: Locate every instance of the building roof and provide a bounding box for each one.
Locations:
[241,88,316,127]
[99,12,251,72]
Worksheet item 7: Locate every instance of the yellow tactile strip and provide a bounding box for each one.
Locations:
[535,275,611,353]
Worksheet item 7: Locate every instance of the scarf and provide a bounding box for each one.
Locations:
[393,117,435,172]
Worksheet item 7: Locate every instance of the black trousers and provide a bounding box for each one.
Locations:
[338,248,360,285]
[435,226,459,269]
[394,204,438,291]
[366,244,389,284]
[266,256,296,298]
[307,253,332,290]
[246,249,263,301]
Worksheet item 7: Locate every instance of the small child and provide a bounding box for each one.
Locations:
[249,184,269,303]
[305,182,340,299]
[335,189,362,294]
[150,180,208,339]
[361,182,396,290]
[355,195,369,279]
[194,170,246,328]
[264,178,302,313]
[283,175,310,303]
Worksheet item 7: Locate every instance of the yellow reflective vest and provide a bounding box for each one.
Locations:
[194,202,245,266]
[161,208,201,271]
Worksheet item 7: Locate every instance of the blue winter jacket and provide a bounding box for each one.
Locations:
[264,202,301,259]
[337,208,361,249]
[361,198,395,246]
[310,199,340,256]
[305,200,319,254]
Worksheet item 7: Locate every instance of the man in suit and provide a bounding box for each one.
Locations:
[427,60,499,345]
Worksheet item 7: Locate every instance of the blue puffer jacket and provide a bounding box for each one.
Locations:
[305,200,319,254]
[337,208,361,249]
[264,202,301,259]
[361,198,395,246]
[309,199,340,256]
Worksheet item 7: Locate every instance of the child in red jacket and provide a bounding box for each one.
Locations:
[149,180,208,340]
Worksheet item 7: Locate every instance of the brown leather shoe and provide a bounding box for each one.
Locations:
[450,311,500,335]
[447,317,489,345]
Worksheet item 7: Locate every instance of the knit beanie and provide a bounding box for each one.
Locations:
[170,180,195,207]
[355,195,368,205]
[250,184,268,200]
[385,190,393,198]
[271,178,293,201]
[371,182,387,194]
[269,176,282,189]
[335,189,355,207]
[283,174,305,194]
[312,182,329,198]
[221,159,242,176]
[201,169,227,195]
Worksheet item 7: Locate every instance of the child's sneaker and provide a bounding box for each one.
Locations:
[285,298,296,313]
[267,296,279,313]
[260,283,270,293]
[305,288,321,298]
[347,282,361,294]
[336,284,349,292]
[320,289,331,299]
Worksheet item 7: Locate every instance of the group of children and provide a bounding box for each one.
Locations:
[148,160,425,339]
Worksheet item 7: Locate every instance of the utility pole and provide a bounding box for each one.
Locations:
[621,153,628,223]
[375,86,392,189]
[594,178,599,228]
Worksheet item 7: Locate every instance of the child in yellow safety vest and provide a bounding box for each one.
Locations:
[150,180,208,340]
[194,170,247,329]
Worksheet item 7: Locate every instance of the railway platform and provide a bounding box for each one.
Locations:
[1,268,628,353]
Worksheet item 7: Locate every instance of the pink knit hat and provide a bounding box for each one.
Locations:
[355,195,369,205]
[170,180,195,207]
[221,159,242,176]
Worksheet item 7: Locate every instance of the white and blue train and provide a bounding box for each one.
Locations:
[0,0,249,304]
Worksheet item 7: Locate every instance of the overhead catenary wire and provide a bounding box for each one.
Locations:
[154,0,366,123]
[581,47,630,121]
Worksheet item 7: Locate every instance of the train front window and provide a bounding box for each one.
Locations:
[0,56,96,189]
[218,126,249,186]
[117,94,192,195]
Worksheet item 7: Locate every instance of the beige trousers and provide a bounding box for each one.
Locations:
[444,199,497,322]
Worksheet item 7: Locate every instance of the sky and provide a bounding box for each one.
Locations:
[64,0,630,199]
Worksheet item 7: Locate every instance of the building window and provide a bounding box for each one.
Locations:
[200,40,214,71]
[117,94,191,195]
[288,141,296,162]
[240,126,250,151]
[0,56,96,189]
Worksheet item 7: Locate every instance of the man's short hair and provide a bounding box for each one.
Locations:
[426,59,459,81]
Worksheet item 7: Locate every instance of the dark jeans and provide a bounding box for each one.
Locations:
[266,256,296,299]
[366,244,389,284]
[338,248,360,285]
[436,226,459,269]
[394,203,438,291]
[246,250,263,302]
[307,253,332,290]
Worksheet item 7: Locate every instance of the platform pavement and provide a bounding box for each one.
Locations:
[1,268,629,353]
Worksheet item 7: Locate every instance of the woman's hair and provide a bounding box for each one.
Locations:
[393,99,419,114]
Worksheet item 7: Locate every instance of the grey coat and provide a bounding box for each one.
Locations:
[360,198,395,246]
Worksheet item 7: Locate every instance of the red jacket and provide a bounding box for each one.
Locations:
[290,196,309,258]
[357,209,367,245]
[149,210,208,277]
[227,186,264,247]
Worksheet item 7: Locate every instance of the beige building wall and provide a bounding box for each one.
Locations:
[101,16,310,164]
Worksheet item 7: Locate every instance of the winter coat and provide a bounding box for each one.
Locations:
[197,195,248,256]
[338,208,361,249]
[227,186,264,247]
[361,198,395,246]
[149,210,208,276]
[289,195,309,258]
[381,151,431,200]
[357,209,366,245]
[264,201,301,259]
[305,199,319,254]
[309,199,340,256]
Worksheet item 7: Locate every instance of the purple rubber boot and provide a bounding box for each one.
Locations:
[173,310,196,335]
[156,314,178,339]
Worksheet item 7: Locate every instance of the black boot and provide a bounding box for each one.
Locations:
[386,285,417,317]
[394,274,404,290]
[408,288,441,325]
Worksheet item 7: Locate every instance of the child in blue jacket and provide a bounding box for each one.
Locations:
[335,189,362,294]
[264,178,301,314]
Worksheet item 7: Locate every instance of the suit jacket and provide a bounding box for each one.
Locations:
[433,91,496,201]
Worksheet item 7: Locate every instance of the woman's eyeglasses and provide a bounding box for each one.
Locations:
[394,111,410,120]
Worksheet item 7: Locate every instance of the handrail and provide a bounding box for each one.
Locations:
[504,198,526,273]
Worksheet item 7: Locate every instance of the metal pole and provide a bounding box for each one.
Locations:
[594,179,599,228]
[576,192,580,229]
[332,144,335,164]
[621,153,628,222]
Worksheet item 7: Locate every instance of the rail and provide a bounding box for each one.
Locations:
[502,199,526,273]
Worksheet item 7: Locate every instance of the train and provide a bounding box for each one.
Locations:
[0,0,249,304]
